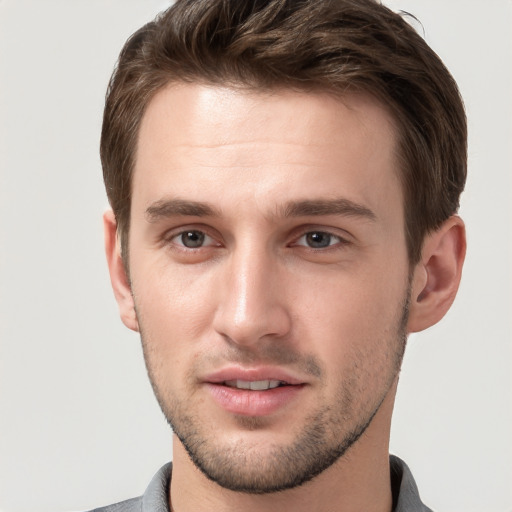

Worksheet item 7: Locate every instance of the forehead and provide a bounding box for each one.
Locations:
[137,83,397,157]
[133,83,402,222]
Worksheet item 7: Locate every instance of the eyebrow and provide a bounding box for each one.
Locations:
[145,199,221,222]
[282,198,376,221]
[145,197,376,223]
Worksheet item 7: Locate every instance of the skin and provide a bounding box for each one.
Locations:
[105,84,466,512]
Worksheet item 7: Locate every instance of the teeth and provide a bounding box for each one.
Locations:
[224,379,282,390]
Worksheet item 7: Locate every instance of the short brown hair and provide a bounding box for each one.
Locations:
[101,0,466,264]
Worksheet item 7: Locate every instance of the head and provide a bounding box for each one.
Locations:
[101,0,467,267]
[101,0,467,498]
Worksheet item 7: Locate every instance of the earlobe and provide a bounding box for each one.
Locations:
[103,210,139,332]
[408,216,466,333]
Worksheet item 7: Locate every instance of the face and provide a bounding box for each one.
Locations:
[126,84,411,492]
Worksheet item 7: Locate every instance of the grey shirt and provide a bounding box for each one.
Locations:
[89,455,432,512]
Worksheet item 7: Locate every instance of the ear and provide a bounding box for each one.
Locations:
[407,215,466,333]
[103,210,139,332]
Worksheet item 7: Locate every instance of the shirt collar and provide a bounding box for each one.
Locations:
[140,457,432,512]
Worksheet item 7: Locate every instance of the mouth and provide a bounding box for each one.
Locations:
[203,369,306,416]
[204,366,304,387]
[222,379,287,391]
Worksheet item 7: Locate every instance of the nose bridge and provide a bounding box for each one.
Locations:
[214,239,290,345]
[232,244,268,327]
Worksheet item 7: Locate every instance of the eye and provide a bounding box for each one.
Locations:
[171,230,216,249]
[294,231,343,249]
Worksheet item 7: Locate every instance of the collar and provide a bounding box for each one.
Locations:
[106,455,432,512]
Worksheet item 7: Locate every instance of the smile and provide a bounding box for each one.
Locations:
[223,379,285,391]
[203,367,307,416]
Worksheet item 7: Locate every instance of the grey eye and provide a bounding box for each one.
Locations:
[180,230,206,248]
[304,232,334,248]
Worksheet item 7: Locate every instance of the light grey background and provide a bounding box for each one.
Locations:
[0,1,511,511]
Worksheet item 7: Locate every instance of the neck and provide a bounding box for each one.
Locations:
[170,381,397,512]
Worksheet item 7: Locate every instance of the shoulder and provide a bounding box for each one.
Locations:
[87,496,142,512]
[86,462,172,512]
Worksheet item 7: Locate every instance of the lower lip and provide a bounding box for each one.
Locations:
[205,383,305,416]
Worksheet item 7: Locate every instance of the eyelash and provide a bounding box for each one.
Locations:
[292,231,348,250]
[169,229,219,249]
[164,227,350,252]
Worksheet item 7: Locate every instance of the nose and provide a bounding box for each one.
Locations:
[212,244,292,347]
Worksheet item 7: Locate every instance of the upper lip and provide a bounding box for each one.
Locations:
[203,366,306,386]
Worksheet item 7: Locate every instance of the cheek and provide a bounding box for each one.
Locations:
[131,260,218,374]
[133,252,215,319]
[291,263,408,367]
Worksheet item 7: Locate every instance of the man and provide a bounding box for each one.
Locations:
[97,0,466,510]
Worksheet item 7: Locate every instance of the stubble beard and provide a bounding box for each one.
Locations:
[139,289,410,494]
